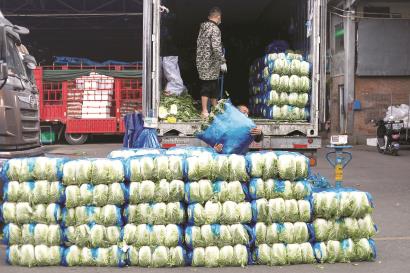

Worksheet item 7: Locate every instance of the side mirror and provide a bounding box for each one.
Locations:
[13,25,30,35]
[23,54,37,70]
[0,62,8,81]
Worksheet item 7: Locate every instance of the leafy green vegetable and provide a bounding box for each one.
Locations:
[91,159,124,184]
[229,154,248,181]
[213,154,230,181]
[159,92,200,122]
[278,154,296,181]
[63,160,92,185]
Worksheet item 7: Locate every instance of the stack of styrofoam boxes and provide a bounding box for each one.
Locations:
[67,81,84,119]
[248,151,316,266]
[61,158,127,266]
[180,150,253,267]
[80,73,114,119]
[123,153,187,267]
[1,157,66,267]
[310,188,377,263]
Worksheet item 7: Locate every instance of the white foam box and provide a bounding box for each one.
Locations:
[366,138,377,147]
[82,100,112,107]
[81,113,112,119]
[82,106,111,114]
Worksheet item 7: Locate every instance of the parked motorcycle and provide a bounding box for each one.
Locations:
[374,119,404,156]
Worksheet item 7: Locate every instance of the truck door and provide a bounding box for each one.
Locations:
[142,0,161,123]
[308,0,327,136]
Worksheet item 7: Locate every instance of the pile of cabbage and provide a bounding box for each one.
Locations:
[60,158,127,266]
[1,157,66,267]
[0,151,378,267]
[249,52,310,121]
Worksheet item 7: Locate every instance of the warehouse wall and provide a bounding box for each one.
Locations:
[353,76,410,144]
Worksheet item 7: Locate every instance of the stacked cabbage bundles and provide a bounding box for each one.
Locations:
[184,152,252,267]
[1,157,66,267]
[249,52,310,121]
[123,154,186,267]
[247,151,316,265]
[61,158,126,267]
[311,188,377,263]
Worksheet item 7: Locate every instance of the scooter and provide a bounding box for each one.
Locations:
[374,119,404,156]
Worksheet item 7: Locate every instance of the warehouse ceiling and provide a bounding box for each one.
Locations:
[0,0,143,63]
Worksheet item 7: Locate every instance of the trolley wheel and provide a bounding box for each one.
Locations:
[64,133,88,145]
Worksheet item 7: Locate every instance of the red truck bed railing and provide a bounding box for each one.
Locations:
[35,65,142,134]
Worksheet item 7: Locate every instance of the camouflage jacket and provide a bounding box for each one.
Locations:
[196,20,226,81]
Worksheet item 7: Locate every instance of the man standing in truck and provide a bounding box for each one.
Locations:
[160,1,186,96]
[196,7,227,118]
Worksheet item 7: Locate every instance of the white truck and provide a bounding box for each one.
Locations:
[142,0,326,160]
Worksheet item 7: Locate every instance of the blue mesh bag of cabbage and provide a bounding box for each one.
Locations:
[196,100,257,155]
[1,157,68,183]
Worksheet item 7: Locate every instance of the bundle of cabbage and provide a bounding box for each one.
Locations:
[7,244,63,267]
[2,202,61,225]
[313,238,376,263]
[253,222,311,245]
[108,148,164,159]
[277,152,309,181]
[123,224,183,247]
[249,179,312,200]
[253,243,315,265]
[211,154,249,182]
[64,224,122,248]
[159,92,200,122]
[127,245,186,267]
[251,198,312,223]
[126,155,184,182]
[63,159,124,185]
[64,183,126,208]
[124,202,185,225]
[187,201,252,225]
[185,224,251,249]
[3,157,66,182]
[62,245,127,267]
[3,180,64,205]
[165,146,215,157]
[189,245,249,267]
[312,214,377,242]
[128,180,185,204]
[186,155,215,181]
[62,205,123,227]
[3,223,62,246]
[185,180,247,204]
[312,189,373,219]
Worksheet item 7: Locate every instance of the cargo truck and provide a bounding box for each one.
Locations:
[0,11,42,159]
[142,0,326,159]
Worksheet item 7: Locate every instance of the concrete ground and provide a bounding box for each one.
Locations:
[1,143,410,273]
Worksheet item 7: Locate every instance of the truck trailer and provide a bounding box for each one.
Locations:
[143,0,326,158]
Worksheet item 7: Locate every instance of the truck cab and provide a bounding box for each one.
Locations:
[0,12,41,157]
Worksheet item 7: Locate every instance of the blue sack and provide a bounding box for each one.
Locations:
[196,100,256,154]
[123,112,160,149]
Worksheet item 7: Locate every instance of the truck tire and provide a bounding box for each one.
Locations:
[64,133,88,145]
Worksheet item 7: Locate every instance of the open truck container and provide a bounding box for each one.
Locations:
[143,0,326,157]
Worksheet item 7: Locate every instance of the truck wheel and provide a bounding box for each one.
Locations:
[64,133,88,145]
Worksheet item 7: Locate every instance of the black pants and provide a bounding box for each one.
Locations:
[200,79,218,99]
